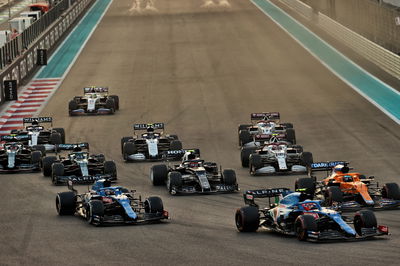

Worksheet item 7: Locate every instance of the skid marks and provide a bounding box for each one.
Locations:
[201,0,231,8]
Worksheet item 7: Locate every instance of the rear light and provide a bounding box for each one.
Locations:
[163,210,169,218]
[378,225,389,234]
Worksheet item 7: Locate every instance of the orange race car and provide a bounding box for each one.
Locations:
[295,161,400,211]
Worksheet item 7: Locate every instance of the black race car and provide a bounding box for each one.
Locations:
[235,188,388,241]
[56,179,169,226]
[68,87,119,115]
[10,117,65,152]
[121,123,183,161]
[42,143,117,185]
[150,149,239,195]
[0,137,43,173]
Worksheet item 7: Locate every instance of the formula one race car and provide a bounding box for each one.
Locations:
[10,117,65,152]
[295,161,400,210]
[150,149,239,194]
[240,139,313,175]
[238,112,296,147]
[0,137,43,173]
[235,188,389,241]
[68,87,119,116]
[42,143,117,185]
[56,179,169,226]
[121,123,183,162]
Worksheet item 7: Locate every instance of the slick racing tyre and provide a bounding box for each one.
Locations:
[68,100,78,116]
[286,128,296,144]
[295,215,318,241]
[109,95,119,110]
[105,98,115,113]
[281,122,293,129]
[300,152,313,166]
[52,163,65,185]
[56,192,76,215]
[169,140,182,150]
[235,206,260,232]
[104,161,117,179]
[50,132,62,145]
[53,128,66,143]
[31,151,42,168]
[295,177,315,196]
[249,154,263,175]
[121,137,133,154]
[42,156,57,177]
[87,200,104,226]
[33,145,46,156]
[238,124,251,132]
[354,210,377,236]
[324,186,343,206]
[239,130,252,146]
[145,197,164,213]
[167,172,182,193]
[222,169,237,185]
[123,142,137,161]
[150,164,168,186]
[382,183,400,200]
[240,147,256,168]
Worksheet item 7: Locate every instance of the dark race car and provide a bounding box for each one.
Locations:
[240,139,313,175]
[238,112,296,147]
[295,161,400,211]
[121,123,183,162]
[56,179,169,226]
[10,117,65,152]
[68,87,119,116]
[235,188,389,241]
[42,143,117,185]
[0,137,42,173]
[150,149,239,195]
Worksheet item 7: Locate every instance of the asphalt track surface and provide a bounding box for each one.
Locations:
[1,0,400,265]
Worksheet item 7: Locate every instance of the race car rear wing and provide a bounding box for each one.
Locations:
[62,174,112,185]
[56,143,89,151]
[83,87,108,94]
[251,112,280,121]
[310,161,347,171]
[1,134,30,142]
[23,117,52,125]
[163,148,201,159]
[243,188,291,206]
[133,123,164,131]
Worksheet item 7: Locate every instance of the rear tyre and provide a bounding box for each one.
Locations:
[240,147,256,168]
[295,215,317,241]
[87,200,104,226]
[325,186,343,206]
[104,161,117,179]
[50,132,62,145]
[382,183,400,200]
[295,177,315,195]
[56,192,76,215]
[291,145,303,153]
[31,151,42,167]
[300,152,313,166]
[169,140,182,150]
[121,137,133,154]
[33,145,46,156]
[286,128,296,144]
[68,100,78,116]
[235,206,260,232]
[151,164,168,186]
[42,156,57,176]
[53,128,66,143]
[144,197,164,213]
[281,122,293,129]
[167,172,182,193]
[222,169,237,185]
[109,95,119,110]
[249,154,263,175]
[105,98,115,113]
[52,163,64,185]
[239,130,252,146]
[354,210,377,236]
[123,142,137,161]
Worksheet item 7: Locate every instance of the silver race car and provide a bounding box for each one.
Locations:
[68,87,119,115]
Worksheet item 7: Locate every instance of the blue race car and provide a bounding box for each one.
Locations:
[56,179,169,226]
[235,188,388,241]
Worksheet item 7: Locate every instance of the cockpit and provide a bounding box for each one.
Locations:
[69,152,88,161]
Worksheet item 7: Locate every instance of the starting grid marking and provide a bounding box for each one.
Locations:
[0,78,61,134]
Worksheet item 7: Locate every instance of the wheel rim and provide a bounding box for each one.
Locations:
[235,212,243,230]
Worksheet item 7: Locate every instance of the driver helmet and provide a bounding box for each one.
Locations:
[183,151,197,162]
[333,164,349,174]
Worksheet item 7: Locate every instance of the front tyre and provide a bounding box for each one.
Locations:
[354,210,377,236]
[56,192,76,215]
[295,215,317,241]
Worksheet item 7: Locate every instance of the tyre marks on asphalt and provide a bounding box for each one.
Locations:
[0,78,61,134]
